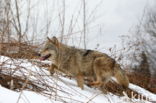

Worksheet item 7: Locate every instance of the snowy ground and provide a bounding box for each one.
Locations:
[0,56,156,103]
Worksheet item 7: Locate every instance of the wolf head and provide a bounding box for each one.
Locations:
[40,36,59,61]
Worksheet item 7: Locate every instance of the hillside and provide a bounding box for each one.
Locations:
[0,56,156,103]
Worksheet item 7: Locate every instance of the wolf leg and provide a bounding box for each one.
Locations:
[76,72,84,89]
[88,57,104,87]
[88,62,103,87]
[87,74,103,87]
[49,64,57,75]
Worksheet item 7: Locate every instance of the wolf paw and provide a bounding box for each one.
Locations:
[87,81,102,88]
[49,70,55,75]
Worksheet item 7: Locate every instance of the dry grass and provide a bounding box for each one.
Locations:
[99,71,155,99]
[0,42,39,59]
[104,81,139,98]
[0,73,43,92]
[0,57,80,102]
[127,71,156,94]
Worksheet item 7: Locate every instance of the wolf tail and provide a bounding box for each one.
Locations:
[114,64,129,89]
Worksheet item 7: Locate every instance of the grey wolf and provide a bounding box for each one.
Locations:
[40,36,129,90]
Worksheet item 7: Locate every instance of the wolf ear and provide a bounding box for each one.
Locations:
[52,36,59,45]
[47,37,52,42]
[47,36,59,47]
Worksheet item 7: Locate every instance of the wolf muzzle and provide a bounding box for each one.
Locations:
[40,54,51,60]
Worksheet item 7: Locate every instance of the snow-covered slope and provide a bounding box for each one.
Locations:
[0,56,155,103]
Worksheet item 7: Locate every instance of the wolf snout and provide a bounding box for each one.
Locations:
[40,54,51,60]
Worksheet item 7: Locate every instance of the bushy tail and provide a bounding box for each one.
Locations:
[114,64,129,89]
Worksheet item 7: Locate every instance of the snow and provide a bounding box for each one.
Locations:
[0,56,156,103]
[0,85,119,103]
[129,84,156,101]
[0,86,52,103]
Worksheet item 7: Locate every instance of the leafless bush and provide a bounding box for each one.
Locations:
[0,56,92,102]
